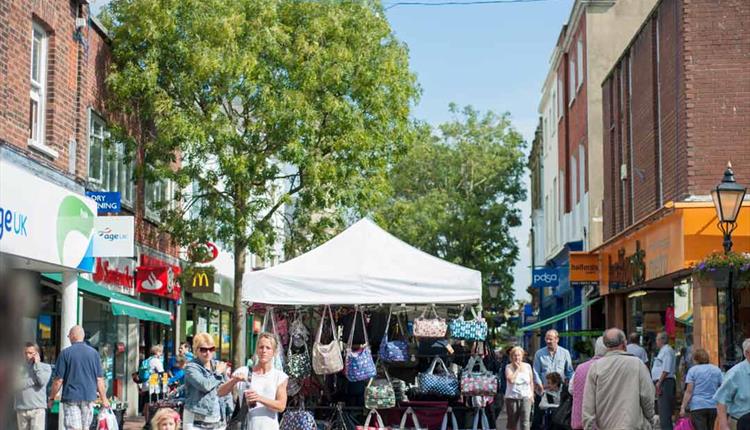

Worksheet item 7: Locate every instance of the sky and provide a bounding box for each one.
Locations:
[91,0,575,302]
[384,0,573,301]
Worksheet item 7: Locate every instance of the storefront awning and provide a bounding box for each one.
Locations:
[521,297,602,332]
[43,273,172,325]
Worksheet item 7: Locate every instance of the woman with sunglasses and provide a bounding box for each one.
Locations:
[184,332,246,429]
[238,332,288,430]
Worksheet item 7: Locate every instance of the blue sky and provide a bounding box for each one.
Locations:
[384,0,573,301]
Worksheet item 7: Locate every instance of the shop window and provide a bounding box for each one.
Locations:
[209,309,221,357]
[221,311,232,361]
[88,111,135,207]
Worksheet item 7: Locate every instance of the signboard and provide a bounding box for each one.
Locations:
[85,191,121,214]
[532,268,559,288]
[93,257,136,294]
[0,159,96,271]
[570,253,599,286]
[93,216,134,257]
[185,267,215,293]
[136,255,181,300]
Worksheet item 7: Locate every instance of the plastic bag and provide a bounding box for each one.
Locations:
[97,408,119,430]
[674,417,694,430]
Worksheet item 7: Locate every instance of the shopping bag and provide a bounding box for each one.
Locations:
[413,305,447,338]
[448,305,487,341]
[344,306,377,382]
[674,417,695,430]
[312,305,344,375]
[97,408,119,430]
[356,409,389,430]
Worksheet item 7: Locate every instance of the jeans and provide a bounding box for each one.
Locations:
[15,408,45,430]
[505,398,532,430]
[656,379,675,430]
[689,408,716,430]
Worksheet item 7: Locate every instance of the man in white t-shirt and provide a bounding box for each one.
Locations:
[626,332,649,364]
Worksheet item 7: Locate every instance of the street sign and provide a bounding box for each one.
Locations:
[532,268,559,288]
[85,191,121,214]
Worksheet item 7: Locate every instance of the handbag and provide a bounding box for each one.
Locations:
[261,307,286,370]
[286,333,311,379]
[413,305,447,338]
[440,407,459,430]
[460,355,498,396]
[378,306,410,363]
[286,376,302,397]
[418,357,459,398]
[326,403,358,430]
[471,408,490,430]
[398,407,427,430]
[312,305,344,375]
[280,400,317,430]
[448,305,487,341]
[364,365,396,409]
[356,409,389,430]
[344,306,377,382]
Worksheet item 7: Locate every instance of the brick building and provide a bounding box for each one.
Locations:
[597,0,750,366]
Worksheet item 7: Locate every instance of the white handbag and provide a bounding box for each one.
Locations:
[312,305,344,375]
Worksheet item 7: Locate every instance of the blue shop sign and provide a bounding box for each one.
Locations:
[86,191,121,214]
[532,268,559,288]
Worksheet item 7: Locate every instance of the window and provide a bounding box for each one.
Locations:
[88,112,135,207]
[557,77,564,119]
[568,55,576,104]
[145,178,176,222]
[577,38,584,90]
[29,23,55,156]
[579,144,586,199]
[571,156,578,206]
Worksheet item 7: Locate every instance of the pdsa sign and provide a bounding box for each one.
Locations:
[532,268,559,288]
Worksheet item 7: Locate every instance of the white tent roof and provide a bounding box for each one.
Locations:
[242,218,482,305]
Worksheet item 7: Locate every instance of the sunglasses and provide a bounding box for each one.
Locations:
[198,346,216,353]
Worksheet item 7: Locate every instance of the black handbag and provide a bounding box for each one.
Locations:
[551,388,572,430]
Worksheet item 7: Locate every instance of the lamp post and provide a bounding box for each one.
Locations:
[711,162,747,366]
[487,278,501,345]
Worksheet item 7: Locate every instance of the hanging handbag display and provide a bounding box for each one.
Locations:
[280,399,317,430]
[398,407,427,430]
[355,409,389,430]
[440,407,459,430]
[261,307,286,370]
[460,355,498,396]
[413,305,447,338]
[326,403,358,430]
[344,306,377,382]
[286,332,312,379]
[448,305,488,341]
[417,357,459,398]
[471,407,490,430]
[312,305,344,375]
[364,365,396,409]
[378,306,410,363]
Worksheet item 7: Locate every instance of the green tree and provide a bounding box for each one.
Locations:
[374,104,526,308]
[104,0,418,366]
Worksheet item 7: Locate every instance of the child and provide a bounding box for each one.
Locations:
[150,407,181,430]
[539,372,562,429]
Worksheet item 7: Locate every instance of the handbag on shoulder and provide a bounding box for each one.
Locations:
[312,305,344,375]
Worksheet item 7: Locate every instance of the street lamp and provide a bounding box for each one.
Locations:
[488,278,501,301]
[711,161,747,366]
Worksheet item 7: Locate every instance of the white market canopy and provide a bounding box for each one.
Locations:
[242,218,482,305]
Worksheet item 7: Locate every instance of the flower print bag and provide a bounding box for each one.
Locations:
[378,306,410,363]
[280,398,317,430]
[344,306,377,382]
[417,356,459,397]
[460,355,498,396]
[448,305,488,341]
[285,338,311,379]
[312,305,344,375]
[364,363,396,409]
[413,304,447,338]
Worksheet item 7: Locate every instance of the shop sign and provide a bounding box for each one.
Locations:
[136,255,182,300]
[0,159,96,271]
[93,257,136,294]
[185,267,215,293]
[570,253,599,286]
[608,240,646,290]
[85,191,121,214]
[93,216,134,257]
[532,268,559,288]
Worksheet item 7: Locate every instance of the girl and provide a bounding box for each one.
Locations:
[238,332,289,430]
[151,407,181,430]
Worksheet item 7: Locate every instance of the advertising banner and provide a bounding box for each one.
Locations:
[184,267,216,294]
[136,255,182,300]
[93,216,134,257]
[85,191,121,214]
[570,253,599,286]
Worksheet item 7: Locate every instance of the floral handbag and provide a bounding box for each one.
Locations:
[312,305,344,375]
[418,356,459,398]
[345,306,377,382]
[280,400,317,430]
[448,305,488,341]
[460,355,498,396]
[286,338,311,379]
[364,364,396,409]
[413,305,447,338]
[378,306,409,363]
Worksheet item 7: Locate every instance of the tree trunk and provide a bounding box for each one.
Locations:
[232,243,247,368]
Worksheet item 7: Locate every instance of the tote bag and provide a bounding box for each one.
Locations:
[418,357,459,398]
[413,305,447,338]
[398,407,428,430]
[440,407,459,430]
[460,355,498,396]
[312,305,344,375]
[345,306,377,382]
[448,306,487,341]
[378,306,410,363]
[356,409,389,430]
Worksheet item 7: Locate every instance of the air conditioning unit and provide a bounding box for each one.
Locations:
[75,18,87,30]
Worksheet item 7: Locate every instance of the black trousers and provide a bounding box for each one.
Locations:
[689,408,717,430]
[531,394,543,430]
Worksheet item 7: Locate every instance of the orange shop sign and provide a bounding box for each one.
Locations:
[569,253,598,286]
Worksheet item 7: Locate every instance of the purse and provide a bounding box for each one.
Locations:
[286,333,312,379]
[418,357,459,398]
[364,365,396,409]
[280,400,317,430]
[287,376,302,397]
[326,403,358,430]
[344,306,377,382]
[448,305,488,341]
[398,407,427,430]
[440,407,459,430]
[378,306,410,363]
[460,355,498,396]
[413,305,447,338]
[261,307,286,370]
[356,409,388,430]
[312,305,344,375]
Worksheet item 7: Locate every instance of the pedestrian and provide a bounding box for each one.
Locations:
[14,342,51,430]
[144,344,166,389]
[237,332,289,430]
[652,332,677,430]
[539,372,562,429]
[714,338,750,430]
[184,332,245,430]
[533,330,574,429]
[151,407,182,430]
[170,342,194,375]
[569,336,606,430]
[169,356,189,387]
[504,346,534,430]
[582,328,655,430]
[679,348,722,430]
[626,333,649,364]
[48,325,110,430]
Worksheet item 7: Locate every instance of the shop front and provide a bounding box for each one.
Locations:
[181,271,235,362]
[597,201,750,366]
[136,252,181,366]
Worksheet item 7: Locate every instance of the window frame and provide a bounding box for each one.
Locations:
[28,23,57,157]
[568,55,576,105]
[576,38,584,91]
[144,178,176,223]
[87,109,135,209]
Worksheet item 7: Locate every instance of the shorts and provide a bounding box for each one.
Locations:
[62,401,94,430]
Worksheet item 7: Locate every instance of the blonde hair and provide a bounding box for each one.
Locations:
[151,344,163,355]
[150,407,180,429]
[256,332,279,353]
[193,332,214,351]
[509,346,525,358]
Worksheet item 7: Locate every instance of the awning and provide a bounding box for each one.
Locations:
[43,273,172,325]
[521,297,602,332]
[676,309,693,326]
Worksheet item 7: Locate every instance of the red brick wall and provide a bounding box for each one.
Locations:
[567,14,588,206]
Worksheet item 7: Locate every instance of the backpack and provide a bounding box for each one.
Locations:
[138,356,154,383]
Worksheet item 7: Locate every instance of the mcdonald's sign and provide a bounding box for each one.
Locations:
[185,267,215,293]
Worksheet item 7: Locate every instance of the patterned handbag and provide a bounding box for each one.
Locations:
[418,356,459,397]
[378,306,409,363]
[312,305,344,375]
[345,306,377,382]
[280,400,317,430]
[364,365,396,409]
[413,305,447,338]
[460,355,498,396]
[356,409,389,430]
[286,334,311,379]
[448,305,488,341]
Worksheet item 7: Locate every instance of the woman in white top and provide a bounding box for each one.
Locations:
[242,332,289,430]
[504,346,534,430]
